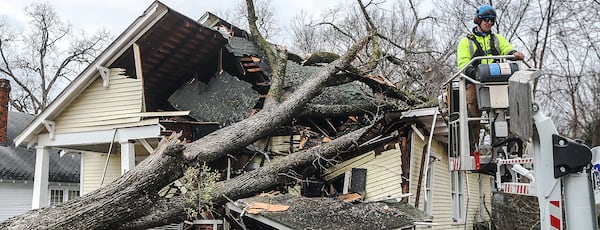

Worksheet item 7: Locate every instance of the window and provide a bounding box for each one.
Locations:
[49,188,80,205]
[50,189,64,205]
[424,156,436,215]
[451,171,465,223]
[68,190,80,200]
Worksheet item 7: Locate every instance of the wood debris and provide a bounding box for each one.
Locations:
[247,202,290,214]
[337,193,362,203]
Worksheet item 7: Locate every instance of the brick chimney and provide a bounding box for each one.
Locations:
[0,79,10,146]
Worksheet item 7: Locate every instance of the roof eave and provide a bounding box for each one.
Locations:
[14,2,170,147]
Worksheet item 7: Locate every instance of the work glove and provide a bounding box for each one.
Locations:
[508,51,525,61]
[464,65,477,78]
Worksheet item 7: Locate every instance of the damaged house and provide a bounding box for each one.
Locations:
[14,1,493,229]
[230,107,493,229]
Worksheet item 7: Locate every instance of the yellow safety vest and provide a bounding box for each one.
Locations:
[457,32,516,69]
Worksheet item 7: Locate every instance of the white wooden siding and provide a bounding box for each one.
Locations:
[362,148,403,201]
[0,182,33,221]
[323,153,375,181]
[54,73,143,134]
[322,144,403,202]
[411,132,493,229]
[81,152,121,194]
[0,182,80,221]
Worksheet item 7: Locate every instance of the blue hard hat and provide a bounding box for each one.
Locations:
[477,5,497,19]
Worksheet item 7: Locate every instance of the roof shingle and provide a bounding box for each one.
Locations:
[0,111,80,183]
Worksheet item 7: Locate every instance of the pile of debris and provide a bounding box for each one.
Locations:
[225,193,429,230]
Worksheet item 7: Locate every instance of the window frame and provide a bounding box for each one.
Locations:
[49,189,64,205]
[48,187,80,205]
[451,170,466,223]
[424,154,437,215]
[68,190,80,201]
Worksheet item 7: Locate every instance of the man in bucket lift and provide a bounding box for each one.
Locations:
[456,5,524,147]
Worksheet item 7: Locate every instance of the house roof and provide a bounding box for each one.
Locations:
[168,71,260,126]
[15,1,227,146]
[359,107,448,144]
[285,60,374,105]
[228,194,428,229]
[226,37,262,57]
[0,111,80,182]
[402,107,448,139]
[197,12,248,38]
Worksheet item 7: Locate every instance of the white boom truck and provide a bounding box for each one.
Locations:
[441,55,598,229]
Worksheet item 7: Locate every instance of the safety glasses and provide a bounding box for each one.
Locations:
[481,17,496,23]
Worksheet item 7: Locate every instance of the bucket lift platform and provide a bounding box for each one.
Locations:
[441,56,597,229]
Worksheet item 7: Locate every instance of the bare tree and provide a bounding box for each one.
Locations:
[291,0,454,100]
[0,0,377,228]
[0,2,110,114]
[512,0,600,140]
[2,0,598,228]
[216,0,280,41]
[431,0,600,142]
[290,10,323,55]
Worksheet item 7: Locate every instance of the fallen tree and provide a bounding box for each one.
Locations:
[122,126,370,229]
[0,0,435,228]
[0,34,370,230]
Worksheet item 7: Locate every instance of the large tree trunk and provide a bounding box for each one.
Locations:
[0,37,369,230]
[0,136,187,229]
[122,126,370,229]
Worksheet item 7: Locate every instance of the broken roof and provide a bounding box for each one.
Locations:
[228,194,428,229]
[226,37,262,57]
[168,72,260,125]
[15,1,227,146]
[285,60,374,106]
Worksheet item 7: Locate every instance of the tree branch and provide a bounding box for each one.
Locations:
[301,103,382,117]
[315,22,357,42]
[121,126,370,229]
[0,31,371,230]
[246,0,287,108]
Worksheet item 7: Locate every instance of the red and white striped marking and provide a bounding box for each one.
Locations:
[502,182,530,195]
[497,158,533,165]
[449,157,460,170]
[549,200,561,230]
[499,63,513,75]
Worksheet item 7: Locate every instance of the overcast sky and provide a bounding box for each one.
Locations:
[0,0,437,51]
[0,0,347,44]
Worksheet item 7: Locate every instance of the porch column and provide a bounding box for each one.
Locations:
[120,140,135,175]
[32,145,50,209]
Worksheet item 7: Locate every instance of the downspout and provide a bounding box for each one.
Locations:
[421,108,439,211]
[464,171,470,230]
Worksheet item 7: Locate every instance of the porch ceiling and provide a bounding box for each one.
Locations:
[111,9,227,112]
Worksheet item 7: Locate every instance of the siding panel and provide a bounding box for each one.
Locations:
[58,111,148,122]
[363,148,403,201]
[322,145,403,202]
[411,132,493,229]
[55,73,143,134]
[0,182,33,221]
[81,152,121,194]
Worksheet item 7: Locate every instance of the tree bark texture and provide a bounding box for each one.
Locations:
[123,126,369,229]
[0,37,369,229]
[0,136,186,229]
